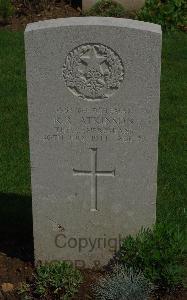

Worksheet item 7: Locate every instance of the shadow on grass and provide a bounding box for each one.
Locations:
[0,193,34,262]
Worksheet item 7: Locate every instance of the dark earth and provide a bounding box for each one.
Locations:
[0,0,81,31]
[0,1,186,299]
[0,251,186,299]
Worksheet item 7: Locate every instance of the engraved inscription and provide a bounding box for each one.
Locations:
[63,44,124,101]
[43,105,142,145]
[73,148,115,211]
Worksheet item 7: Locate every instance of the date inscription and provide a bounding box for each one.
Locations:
[43,105,142,145]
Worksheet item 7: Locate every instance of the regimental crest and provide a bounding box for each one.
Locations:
[63,43,125,101]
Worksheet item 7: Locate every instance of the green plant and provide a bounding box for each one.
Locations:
[93,265,154,300]
[84,0,126,18]
[0,0,14,23]
[17,282,32,300]
[137,0,187,31]
[33,261,83,299]
[118,222,186,290]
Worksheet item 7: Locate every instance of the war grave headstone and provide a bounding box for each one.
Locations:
[25,17,162,268]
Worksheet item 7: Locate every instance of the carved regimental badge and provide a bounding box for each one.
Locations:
[63,44,124,101]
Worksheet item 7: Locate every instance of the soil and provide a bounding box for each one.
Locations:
[0,251,102,299]
[0,0,81,31]
[0,250,186,299]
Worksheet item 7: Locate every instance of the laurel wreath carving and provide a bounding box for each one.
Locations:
[63,44,124,101]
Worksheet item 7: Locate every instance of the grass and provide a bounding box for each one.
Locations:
[0,30,30,195]
[0,30,186,253]
[0,31,32,256]
[157,32,187,228]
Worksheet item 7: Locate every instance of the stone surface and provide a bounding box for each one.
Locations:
[25,17,162,268]
[82,0,145,12]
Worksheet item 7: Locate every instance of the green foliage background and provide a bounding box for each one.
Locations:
[137,0,187,31]
[0,0,14,21]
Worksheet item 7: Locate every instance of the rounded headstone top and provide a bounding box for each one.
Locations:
[25,17,162,35]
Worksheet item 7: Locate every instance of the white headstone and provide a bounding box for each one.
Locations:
[25,17,162,268]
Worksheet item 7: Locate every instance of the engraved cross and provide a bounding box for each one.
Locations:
[73,148,115,211]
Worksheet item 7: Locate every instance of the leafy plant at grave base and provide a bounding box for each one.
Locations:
[93,265,154,300]
[18,261,83,300]
[84,0,126,18]
[18,282,32,300]
[0,0,14,24]
[137,0,187,31]
[117,222,186,290]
